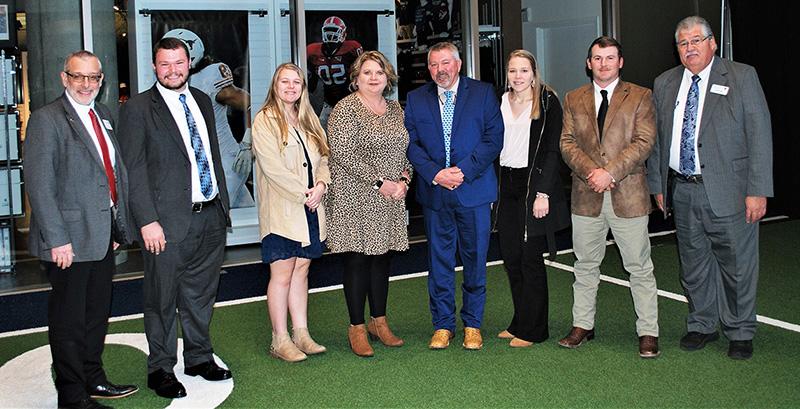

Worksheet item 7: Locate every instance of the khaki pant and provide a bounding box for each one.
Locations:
[570,192,659,336]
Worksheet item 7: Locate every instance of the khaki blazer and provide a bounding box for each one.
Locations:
[560,81,656,218]
[252,110,331,246]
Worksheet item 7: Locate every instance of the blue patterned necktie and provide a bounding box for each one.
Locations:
[179,94,214,198]
[679,75,701,176]
[442,90,455,167]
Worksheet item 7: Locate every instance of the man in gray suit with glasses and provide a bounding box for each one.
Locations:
[25,50,138,409]
[647,16,773,360]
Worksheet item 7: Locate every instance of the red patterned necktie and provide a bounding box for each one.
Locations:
[88,109,117,204]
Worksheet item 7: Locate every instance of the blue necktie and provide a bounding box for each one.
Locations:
[442,90,455,167]
[679,75,701,176]
[179,94,214,199]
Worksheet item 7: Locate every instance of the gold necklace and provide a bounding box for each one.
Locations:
[359,93,387,115]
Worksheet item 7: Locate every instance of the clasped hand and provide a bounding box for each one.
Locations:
[434,166,464,190]
[586,168,615,193]
[305,182,326,212]
[379,179,408,201]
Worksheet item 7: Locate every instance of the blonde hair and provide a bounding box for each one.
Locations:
[505,49,553,121]
[259,63,329,156]
[349,50,399,96]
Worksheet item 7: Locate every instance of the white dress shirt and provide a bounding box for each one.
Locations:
[156,82,219,202]
[65,92,116,206]
[669,63,712,174]
[499,92,532,168]
[593,77,619,117]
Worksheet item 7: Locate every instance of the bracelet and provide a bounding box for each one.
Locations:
[399,176,410,186]
[535,192,549,199]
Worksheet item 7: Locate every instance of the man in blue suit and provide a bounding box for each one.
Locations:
[405,41,504,350]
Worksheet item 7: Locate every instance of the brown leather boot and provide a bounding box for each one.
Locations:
[348,324,374,357]
[367,316,405,347]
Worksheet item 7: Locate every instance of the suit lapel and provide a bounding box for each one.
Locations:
[450,77,468,137]
[698,57,727,138]
[579,86,600,142]
[60,95,105,170]
[149,86,190,161]
[604,81,630,136]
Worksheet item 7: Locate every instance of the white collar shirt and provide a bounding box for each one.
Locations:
[593,77,619,117]
[669,62,712,174]
[65,91,116,206]
[156,82,219,202]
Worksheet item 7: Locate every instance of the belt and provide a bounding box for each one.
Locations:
[191,196,218,213]
[669,169,703,183]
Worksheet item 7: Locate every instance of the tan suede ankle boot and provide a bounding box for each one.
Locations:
[348,324,374,357]
[367,316,405,347]
[270,332,307,362]
[292,328,327,355]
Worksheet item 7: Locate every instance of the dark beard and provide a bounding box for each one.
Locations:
[157,75,188,91]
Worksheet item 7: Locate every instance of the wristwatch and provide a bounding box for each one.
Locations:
[372,178,384,190]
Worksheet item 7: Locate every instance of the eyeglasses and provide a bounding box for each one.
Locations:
[676,35,712,49]
[64,71,103,84]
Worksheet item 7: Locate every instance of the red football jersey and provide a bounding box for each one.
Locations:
[307,40,364,106]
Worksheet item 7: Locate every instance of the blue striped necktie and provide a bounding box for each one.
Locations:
[179,94,213,198]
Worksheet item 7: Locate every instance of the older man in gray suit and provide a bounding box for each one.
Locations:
[25,50,138,409]
[647,16,773,360]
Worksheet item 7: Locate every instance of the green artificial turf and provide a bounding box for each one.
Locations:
[1,220,798,408]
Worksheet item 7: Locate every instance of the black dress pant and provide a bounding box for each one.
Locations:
[46,242,114,405]
[142,201,227,374]
[342,252,392,325]
[496,167,550,342]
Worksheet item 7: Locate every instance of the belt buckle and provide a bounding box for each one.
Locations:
[192,202,203,212]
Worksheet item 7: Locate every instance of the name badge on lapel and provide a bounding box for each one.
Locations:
[102,119,113,130]
[710,84,729,95]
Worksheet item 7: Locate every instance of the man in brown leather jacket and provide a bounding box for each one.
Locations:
[559,36,660,359]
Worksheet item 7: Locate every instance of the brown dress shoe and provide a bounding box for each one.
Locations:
[270,333,307,362]
[509,337,534,348]
[497,329,514,339]
[348,324,374,357]
[367,316,405,347]
[558,327,595,349]
[463,327,483,350]
[429,329,454,349]
[292,328,327,355]
[639,335,660,358]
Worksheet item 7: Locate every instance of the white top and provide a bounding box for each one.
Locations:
[156,82,219,202]
[669,63,712,174]
[593,77,619,116]
[499,93,532,168]
[65,92,116,206]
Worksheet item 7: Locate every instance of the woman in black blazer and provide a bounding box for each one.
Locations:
[494,49,570,347]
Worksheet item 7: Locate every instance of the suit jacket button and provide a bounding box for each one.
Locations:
[700,164,705,169]
[698,143,703,148]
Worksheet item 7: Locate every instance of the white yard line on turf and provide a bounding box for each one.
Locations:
[1,216,794,338]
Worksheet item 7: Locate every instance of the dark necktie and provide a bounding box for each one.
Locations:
[88,109,117,204]
[679,75,701,176]
[178,94,214,199]
[597,89,609,141]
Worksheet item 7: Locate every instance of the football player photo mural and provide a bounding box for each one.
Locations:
[151,11,256,209]
[305,11,379,129]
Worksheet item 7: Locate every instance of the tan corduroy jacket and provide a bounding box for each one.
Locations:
[252,110,331,246]
[560,80,656,218]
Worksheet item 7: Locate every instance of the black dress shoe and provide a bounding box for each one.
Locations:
[184,360,232,381]
[88,382,139,399]
[679,331,719,351]
[728,340,754,360]
[147,369,187,399]
[59,397,112,409]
